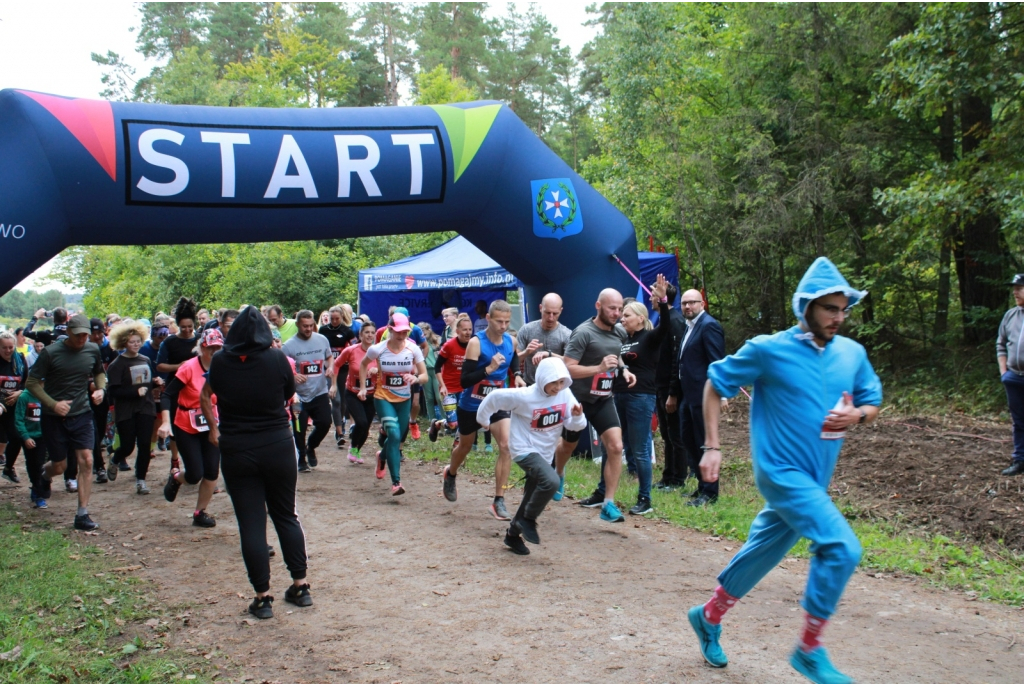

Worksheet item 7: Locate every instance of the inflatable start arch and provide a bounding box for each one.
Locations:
[0,89,639,326]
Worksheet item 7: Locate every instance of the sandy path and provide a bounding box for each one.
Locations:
[3,452,1022,683]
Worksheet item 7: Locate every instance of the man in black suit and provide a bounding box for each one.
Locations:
[668,289,726,506]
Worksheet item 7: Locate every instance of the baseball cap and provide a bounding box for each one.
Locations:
[89,317,105,333]
[394,306,410,317]
[1009,274,1024,286]
[199,328,225,347]
[390,312,412,332]
[68,314,91,335]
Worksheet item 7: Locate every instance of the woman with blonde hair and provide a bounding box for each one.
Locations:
[105,321,164,493]
[614,275,674,517]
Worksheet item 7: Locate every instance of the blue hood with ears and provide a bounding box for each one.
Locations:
[791,257,867,324]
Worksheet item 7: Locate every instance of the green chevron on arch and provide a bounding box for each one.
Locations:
[430,103,502,183]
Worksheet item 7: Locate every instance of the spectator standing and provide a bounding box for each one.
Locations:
[996,273,1024,477]
[652,282,686,491]
[668,289,727,506]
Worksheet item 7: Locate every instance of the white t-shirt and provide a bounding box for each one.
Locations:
[364,339,424,402]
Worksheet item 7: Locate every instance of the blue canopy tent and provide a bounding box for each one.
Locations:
[358,235,521,332]
[359,236,680,331]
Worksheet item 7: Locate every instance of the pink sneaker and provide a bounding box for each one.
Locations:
[347,449,364,465]
[375,451,386,480]
[391,482,405,496]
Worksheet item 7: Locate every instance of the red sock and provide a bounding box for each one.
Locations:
[799,613,828,652]
[703,586,739,624]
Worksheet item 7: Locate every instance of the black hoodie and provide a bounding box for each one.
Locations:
[207,307,295,448]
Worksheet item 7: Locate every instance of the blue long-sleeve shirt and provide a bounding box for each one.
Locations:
[707,326,882,488]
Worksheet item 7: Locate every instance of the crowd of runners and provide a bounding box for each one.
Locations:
[0,258,887,683]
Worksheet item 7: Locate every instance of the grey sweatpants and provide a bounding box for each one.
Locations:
[513,452,560,521]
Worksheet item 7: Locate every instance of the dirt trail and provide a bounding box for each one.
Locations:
[2,452,1022,683]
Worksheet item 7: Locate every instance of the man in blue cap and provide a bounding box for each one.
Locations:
[686,257,882,684]
[997,273,1024,477]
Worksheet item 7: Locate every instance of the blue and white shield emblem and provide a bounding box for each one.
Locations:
[531,178,583,240]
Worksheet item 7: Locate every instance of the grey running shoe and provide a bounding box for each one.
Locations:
[489,497,511,521]
[136,481,150,495]
[442,465,457,502]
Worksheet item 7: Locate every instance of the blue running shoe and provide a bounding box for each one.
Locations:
[789,647,853,684]
[599,501,624,522]
[552,474,565,502]
[687,605,728,668]
[36,498,48,509]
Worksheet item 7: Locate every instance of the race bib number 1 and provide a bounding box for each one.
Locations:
[591,371,614,397]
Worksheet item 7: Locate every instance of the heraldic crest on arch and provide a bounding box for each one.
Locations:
[0,89,638,325]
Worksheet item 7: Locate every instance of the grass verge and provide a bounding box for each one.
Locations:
[0,503,210,683]
[402,434,1024,606]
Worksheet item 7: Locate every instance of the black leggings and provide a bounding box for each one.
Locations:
[344,389,376,449]
[173,425,221,484]
[23,443,45,491]
[113,413,155,480]
[92,401,108,471]
[220,430,307,594]
[294,393,333,458]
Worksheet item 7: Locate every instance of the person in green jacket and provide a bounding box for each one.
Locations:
[13,388,47,508]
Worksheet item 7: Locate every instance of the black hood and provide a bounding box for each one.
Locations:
[222,306,273,357]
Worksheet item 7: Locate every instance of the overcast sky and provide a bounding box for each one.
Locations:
[0,1,599,291]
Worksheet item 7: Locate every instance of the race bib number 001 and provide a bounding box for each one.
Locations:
[531,404,566,432]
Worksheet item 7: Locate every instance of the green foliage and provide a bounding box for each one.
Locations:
[55,233,456,319]
[0,505,210,683]
[0,289,65,320]
[414,65,478,105]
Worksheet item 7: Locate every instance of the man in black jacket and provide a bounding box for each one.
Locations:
[653,282,687,490]
[668,289,726,506]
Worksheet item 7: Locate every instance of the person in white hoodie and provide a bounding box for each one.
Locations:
[476,357,585,555]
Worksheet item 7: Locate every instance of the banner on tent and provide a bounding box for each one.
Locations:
[361,269,517,292]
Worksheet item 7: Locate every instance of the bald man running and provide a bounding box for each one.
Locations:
[516,293,572,387]
[554,289,636,523]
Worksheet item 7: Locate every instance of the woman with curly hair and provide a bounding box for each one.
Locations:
[105,321,164,493]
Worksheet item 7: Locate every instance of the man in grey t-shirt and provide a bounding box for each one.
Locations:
[516,293,572,385]
[282,310,335,472]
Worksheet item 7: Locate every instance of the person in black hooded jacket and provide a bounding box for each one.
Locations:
[201,306,311,620]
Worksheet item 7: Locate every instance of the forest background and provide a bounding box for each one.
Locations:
[13,2,1024,413]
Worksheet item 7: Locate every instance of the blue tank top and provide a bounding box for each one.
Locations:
[458,332,514,412]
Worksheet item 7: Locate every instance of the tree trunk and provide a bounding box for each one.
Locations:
[932,103,955,347]
[384,4,398,106]
[957,94,1005,345]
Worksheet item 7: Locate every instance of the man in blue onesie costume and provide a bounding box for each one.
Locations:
[687,257,882,684]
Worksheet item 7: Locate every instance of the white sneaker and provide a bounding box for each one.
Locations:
[66,479,78,493]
